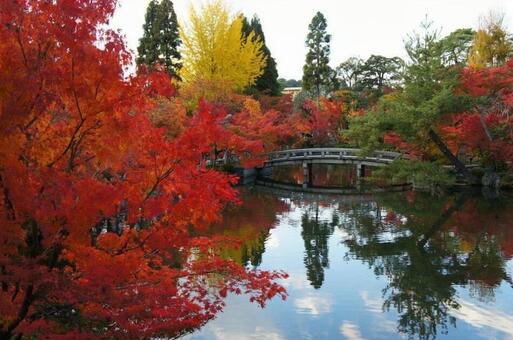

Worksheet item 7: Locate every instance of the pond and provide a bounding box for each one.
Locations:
[184,187,513,340]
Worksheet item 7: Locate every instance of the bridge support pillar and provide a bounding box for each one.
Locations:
[356,163,365,188]
[356,164,365,191]
[302,162,312,188]
[356,164,365,180]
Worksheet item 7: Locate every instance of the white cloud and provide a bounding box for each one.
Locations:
[359,290,383,314]
[450,299,513,338]
[266,231,280,249]
[280,271,311,290]
[211,326,285,340]
[294,294,333,315]
[340,321,365,340]
[200,325,285,340]
[359,291,399,335]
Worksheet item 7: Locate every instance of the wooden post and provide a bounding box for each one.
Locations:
[356,163,365,180]
[356,163,365,191]
[302,161,311,189]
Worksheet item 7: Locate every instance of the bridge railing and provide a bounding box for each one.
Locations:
[266,148,405,164]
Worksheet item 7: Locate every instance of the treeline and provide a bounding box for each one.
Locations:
[295,10,513,188]
[137,0,281,97]
[137,1,513,188]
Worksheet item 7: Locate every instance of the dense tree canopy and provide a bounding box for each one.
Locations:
[468,12,513,68]
[438,28,475,66]
[242,15,281,96]
[179,1,267,97]
[345,21,477,183]
[0,0,287,338]
[357,55,404,92]
[278,78,302,88]
[137,0,182,77]
[337,57,365,89]
[337,55,404,95]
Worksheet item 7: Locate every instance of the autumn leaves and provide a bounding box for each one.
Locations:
[180,1,267,92]
[0,0,287,338]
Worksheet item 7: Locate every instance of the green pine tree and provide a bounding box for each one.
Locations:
[137,0,182,78]
[302,12,333,102]
[241,15,280,96]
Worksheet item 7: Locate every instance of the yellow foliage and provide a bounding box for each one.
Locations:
[179,0,267,96]
[242,97,261,116]
[459,239,476,253]
[179,78,246,113]
[468,12,513,68]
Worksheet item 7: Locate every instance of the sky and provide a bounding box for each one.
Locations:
[111,0,513,80]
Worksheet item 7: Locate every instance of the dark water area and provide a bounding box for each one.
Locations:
[185,187,513,340]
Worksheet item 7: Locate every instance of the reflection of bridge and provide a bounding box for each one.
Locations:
[263,148,406,189]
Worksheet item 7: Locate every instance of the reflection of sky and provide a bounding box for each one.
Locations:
[339,321,364,340]
[450,299,513,339]
[294,294,334,315]
[184,197,513,340]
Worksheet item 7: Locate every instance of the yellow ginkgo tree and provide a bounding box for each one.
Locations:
[468,11,513,68]
[179,0,267,99]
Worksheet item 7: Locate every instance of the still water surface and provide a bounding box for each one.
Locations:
[185,187,513,340]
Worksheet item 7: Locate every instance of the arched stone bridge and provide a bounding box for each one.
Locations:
[262,148,406,189]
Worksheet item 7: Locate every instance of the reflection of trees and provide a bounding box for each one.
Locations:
[240,229,268,267]
[208,190,290,267]
[466,236,508,301]
[342,192,513,340]
[271,164,357,188]
[301,203,336,289]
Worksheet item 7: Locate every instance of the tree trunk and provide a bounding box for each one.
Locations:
[428,129,478,183]
[0,174,16,221]
[479,111,494,141]
[0,284,34,339]
[418,193,468,248]
[316,83,320,108]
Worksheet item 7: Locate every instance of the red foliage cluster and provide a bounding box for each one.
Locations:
[0,1,287,338]
[302,99,343,146]
[443,59,513,167]
[383,132,423,158]
[230,96,347,151]
[230,97,309,152]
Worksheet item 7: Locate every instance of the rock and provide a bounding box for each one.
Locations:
[481,171,501,188]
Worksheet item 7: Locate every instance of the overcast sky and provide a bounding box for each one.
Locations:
[111,0,513,79]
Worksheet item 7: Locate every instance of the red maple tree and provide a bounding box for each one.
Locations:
[0,1,286,338]
[443,59,513,168]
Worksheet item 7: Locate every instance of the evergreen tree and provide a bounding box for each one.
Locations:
[302,12,333,102]
[345,20,477,183]
[242,16,280,96]
[137,0,182,78]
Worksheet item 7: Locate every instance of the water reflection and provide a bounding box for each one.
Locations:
[207,190,290,267]
[343,191,513,339]
[301,203,335,288]
[190,188,513,340]
[271,164,359,188]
